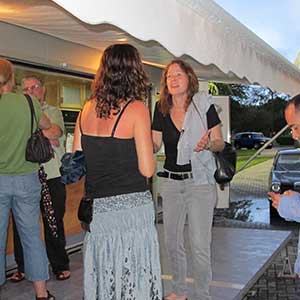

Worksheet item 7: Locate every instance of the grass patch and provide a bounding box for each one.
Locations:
[236,149,273,171]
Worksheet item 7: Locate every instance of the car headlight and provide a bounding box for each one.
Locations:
[271,182,281,193]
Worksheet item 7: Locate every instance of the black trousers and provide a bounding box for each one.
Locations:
[12,177,69,274]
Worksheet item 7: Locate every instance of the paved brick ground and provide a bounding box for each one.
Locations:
[214,213,300,300]
[221,150,300,299]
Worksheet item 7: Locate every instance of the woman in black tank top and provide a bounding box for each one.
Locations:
[73,44,161,300]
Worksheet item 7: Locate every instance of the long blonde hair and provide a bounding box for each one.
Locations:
[0,59,13,94]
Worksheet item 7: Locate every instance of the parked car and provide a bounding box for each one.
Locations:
[233,132,272,149]
[268,148,300,221]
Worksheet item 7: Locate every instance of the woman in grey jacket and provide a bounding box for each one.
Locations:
[152,59,224,300]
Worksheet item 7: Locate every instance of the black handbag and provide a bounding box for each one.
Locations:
[78,196,94,230]
[24,94,54,164]
[213,141,237,185]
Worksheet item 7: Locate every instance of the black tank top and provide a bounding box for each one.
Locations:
[81,101,148,198]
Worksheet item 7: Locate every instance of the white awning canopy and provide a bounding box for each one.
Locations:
[0,0,299,95]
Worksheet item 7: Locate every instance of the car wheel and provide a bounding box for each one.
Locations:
[254,143,260,150]
[235,143,240,149]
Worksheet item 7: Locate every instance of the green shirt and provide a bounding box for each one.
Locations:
[42,104,66,180]
[0,92,42,175]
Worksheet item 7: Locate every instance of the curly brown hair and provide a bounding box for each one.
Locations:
[91,44,149,118]
[159,59,199,116]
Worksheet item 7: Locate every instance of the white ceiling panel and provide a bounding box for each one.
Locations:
[0,0,299,94]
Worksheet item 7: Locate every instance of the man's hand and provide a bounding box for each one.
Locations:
[267,192,281,209]
[50,139,60,147]
[42,123,63,140]
[282,190,295,197]
[267,190,295,209]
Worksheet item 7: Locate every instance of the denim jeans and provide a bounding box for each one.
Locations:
[0,172,49,285]
[160,178,217,300]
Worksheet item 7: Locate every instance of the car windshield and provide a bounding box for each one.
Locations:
[275,153,300,171]
[253,133,264,138]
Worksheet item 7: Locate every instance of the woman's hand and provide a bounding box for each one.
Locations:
[196,124,224,152]
[194,130,211,152]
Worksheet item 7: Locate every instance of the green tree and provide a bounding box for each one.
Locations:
[212,82,289,135]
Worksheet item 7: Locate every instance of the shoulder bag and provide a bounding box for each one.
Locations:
[77,196,94,232]
[213,141,236,185]
[24,94,54,164]
[191,99,237,186]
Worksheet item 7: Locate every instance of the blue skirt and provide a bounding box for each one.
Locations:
[83,191,162,300]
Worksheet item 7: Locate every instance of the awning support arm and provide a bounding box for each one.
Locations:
[236,124,290,174]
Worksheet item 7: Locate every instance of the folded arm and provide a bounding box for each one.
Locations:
[42,123,63,140]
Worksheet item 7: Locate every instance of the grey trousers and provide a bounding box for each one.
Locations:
[160,177,217,300]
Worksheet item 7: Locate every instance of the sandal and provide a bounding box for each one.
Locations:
[55,270,71,281]
[9,271,25,283]
[163,293,178,300]
[163,294,188,300]
[36,290,55,300]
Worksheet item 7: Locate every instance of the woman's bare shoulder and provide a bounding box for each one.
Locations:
[127,101,150,124]
[128,100,149,114]
[83,99,96,110]
[81,99,96,116]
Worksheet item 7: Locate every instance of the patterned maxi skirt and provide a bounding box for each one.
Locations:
[83,191,162,300]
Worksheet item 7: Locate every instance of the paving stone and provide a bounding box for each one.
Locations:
[214,214,299,300]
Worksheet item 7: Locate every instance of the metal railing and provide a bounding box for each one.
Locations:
[236,124,290,173]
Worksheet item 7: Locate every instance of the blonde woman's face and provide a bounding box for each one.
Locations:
[166,63,189,97]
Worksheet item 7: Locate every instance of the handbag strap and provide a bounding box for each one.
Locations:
[24,94,38,134]
[111,100,132,137]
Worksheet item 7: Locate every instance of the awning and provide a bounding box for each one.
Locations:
[0,0,299,95]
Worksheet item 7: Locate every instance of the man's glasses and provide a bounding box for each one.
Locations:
[23,84,41,93]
